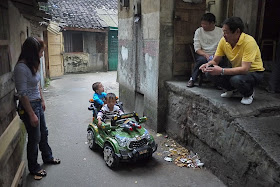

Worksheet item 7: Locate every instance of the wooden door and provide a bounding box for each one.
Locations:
[48,32,63,77]
[173,0,206,76]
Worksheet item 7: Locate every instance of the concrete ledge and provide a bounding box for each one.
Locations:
[0,115,26,187]
[0,115,22,166]
[165,81,280,186]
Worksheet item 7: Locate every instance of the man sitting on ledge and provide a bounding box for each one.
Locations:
[187,13,223,88]
[199,17,265,105]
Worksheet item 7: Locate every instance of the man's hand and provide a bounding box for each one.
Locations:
[202,65,223,75]
[199,61,215,73]
[203,54,211,61]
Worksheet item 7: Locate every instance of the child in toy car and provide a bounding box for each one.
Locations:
[87,93,157,168]
[91,82,106,111]
[97,93,124,128]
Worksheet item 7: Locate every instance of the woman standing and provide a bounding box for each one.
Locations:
[14,37,60,180]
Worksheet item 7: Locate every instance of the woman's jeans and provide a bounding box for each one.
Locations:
[206,71,264,97]
[20,100,53,173]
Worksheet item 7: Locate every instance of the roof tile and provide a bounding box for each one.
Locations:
[48,0,117,29]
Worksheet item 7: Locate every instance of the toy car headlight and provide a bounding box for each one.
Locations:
[115,135,129,147]
[142,129,151,140]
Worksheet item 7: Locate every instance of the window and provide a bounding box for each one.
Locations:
[72,33,83,52]
[64,32,83,52]
[0,5,11,76]
[0,45,11,76]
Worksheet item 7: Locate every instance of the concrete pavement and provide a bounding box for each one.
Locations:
[23,72,225,187]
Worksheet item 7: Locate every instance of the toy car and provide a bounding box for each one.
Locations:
[87,103,157,168]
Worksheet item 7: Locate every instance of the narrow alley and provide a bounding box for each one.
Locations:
[24,72,225,187]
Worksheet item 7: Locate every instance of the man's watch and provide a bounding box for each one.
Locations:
[220,68,225,75]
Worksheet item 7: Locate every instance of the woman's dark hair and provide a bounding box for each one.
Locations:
[222,17,244,33]
[18,37,44,75]
[201,13,216,23]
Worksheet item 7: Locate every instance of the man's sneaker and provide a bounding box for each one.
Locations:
[220,90,234,98]
[240,92,255,105]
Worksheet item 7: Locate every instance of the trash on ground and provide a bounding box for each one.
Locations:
[161,139,204,169]
[164,157,173,162]
[156,133,162,137]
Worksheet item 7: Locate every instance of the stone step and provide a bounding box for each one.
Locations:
[165,81,280,186]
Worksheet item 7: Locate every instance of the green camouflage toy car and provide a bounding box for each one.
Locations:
[87,111,157,168]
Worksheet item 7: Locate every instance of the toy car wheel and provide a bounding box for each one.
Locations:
[103,145,119,168]
[87,130,98,150]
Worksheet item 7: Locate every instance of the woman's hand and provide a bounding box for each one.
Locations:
[29,113,39,127]
[41,100,46,111]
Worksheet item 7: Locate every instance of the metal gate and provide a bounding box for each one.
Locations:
[108,28,118,71]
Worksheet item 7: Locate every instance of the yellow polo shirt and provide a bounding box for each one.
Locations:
[215,33,265,72]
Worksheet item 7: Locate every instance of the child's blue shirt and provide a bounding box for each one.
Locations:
[93,92,107,105]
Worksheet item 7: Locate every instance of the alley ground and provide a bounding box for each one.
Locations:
[24,71,225,187]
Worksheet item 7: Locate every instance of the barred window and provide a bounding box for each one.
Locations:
[0,5,11,76]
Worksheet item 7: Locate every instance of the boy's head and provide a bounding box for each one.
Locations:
[92,82,104,94]
[106,93,117,109]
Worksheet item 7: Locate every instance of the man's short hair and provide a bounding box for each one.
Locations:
[222,17,244,33]
[92,82,101,92]
[201,13,216,23]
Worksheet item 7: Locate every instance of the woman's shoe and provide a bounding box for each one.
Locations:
[44,158,61,165]
[31,169,47,180]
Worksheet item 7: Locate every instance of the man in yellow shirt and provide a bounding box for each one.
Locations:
[199,17,264,105]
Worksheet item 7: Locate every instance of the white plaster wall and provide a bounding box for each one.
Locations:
[118,17,136,88]
[142,12,160,97]
[143,12,160,40]
[118,18,134,40]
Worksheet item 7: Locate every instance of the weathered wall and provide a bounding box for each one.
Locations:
[84,32,106,72]
[206,0,227,26]
[8,2,30,70]
[1,0,29,136]
[140,0,160,130]
[157,0,174,131]
[64,32,106,73]
[233,0,258,37]
[63,53,89,73]
[118,0,174,131]
[165,81,280,186]
[0,1,29,186]
[206,0,258,36]
[118,0,136,114]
